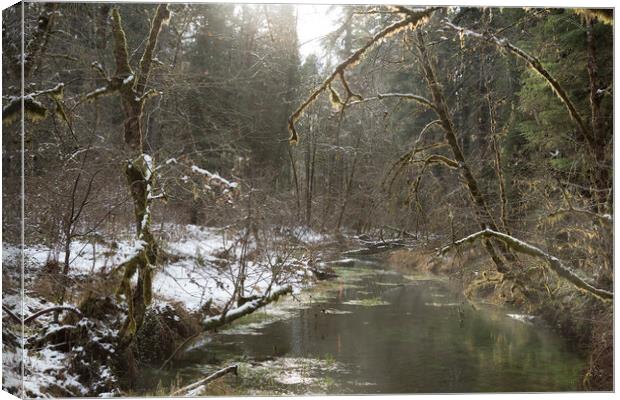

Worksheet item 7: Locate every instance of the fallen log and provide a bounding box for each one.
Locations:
[24,306,83,324]
[171,364,238,396]
[2,305,83,324]
[343,239,406,256]
[2,305,21,323]
[202,285,292,330]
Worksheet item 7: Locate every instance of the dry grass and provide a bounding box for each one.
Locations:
[387,249,434,273]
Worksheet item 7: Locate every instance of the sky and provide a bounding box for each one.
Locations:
[296,4,341,60]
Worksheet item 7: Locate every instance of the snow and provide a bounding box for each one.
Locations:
[85,86,109,98]
[21,344,88,397]
[2,222,331,395]
[142,154,153,181]
[291,226,328,244]
[122,74,134,85]
[507,313,536,324]
[149,224,318,311]
[5,222,326,308]
[191,165,238,189]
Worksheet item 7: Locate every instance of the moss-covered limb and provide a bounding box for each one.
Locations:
[116,154,158,340]
[3,83,65,126]
[415,31,498,232]
[125,154,156,239]
[287,7,437,144]
[438,228,613,301]
[202,285,293,330]
[137,88,162,103]
[110,8,133,77]
[3,96,46,125]
[574,8,613,25]
[410,154,459,169]
[383,140,447,192]
[117,146,157,339]
[115,240,158,339]
[346,92,436,111]
[338,71,362,101]
[415,30,516,273]
[443,21,595,152]
[136,4,170,95]
[107,8,166,345]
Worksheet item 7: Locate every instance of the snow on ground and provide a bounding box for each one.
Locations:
[23,345,88,397]
[154,224,316,311]
[4,224,324,313]
[1,325,89,398]
[2,224,328,396]
[290,226,329,244]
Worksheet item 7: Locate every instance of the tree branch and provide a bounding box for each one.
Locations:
[23,306,83,324]
[443,21,595,151]
[288,7,437,144]
[171,365,238,396]
[135,5,170,95]
[548,207,612,227]
[438,228,613,301]
[202,285,292,330]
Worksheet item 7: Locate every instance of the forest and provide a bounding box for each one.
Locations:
[1,2,614,397]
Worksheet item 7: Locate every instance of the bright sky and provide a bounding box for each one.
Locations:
[296,4,341,61]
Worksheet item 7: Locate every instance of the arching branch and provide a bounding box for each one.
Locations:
[202,285,292,330]
[2,305,83,324]
[443,21,595,151]
[24,306,83,324]
[346,92,436,109]
[438,228,613,301]
[287,7,438,144]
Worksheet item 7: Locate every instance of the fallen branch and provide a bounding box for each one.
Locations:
[438,228,613,301]
[171,364,238,396]
[2,305,84,324]
[24,306,83,324]
[2,305,21,323]
[343,238,406,256]
[202,285,292,330]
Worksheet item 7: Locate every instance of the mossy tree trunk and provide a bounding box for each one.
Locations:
[414,30,517,274]
[88,4,170,345]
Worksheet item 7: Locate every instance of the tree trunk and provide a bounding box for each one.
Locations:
[415,30,514,273]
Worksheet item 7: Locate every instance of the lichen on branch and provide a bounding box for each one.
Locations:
[287,7,438,145]
[438,228,613,301]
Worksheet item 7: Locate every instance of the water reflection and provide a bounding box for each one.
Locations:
[149,262,585,394]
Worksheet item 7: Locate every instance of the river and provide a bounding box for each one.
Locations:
[142,259,585,394]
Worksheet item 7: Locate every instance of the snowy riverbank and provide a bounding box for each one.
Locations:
[2,223,335,397]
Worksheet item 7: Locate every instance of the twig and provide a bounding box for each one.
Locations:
[171,364,238,396]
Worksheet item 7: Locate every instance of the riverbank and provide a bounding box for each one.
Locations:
[146,256,585,395]
[2,230,609,395]
[385,246,613,391]
[1,224,345,397]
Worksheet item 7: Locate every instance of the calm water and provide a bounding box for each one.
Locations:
[145,261,585,394]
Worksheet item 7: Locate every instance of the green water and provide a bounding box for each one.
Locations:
[145,261,585,394]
